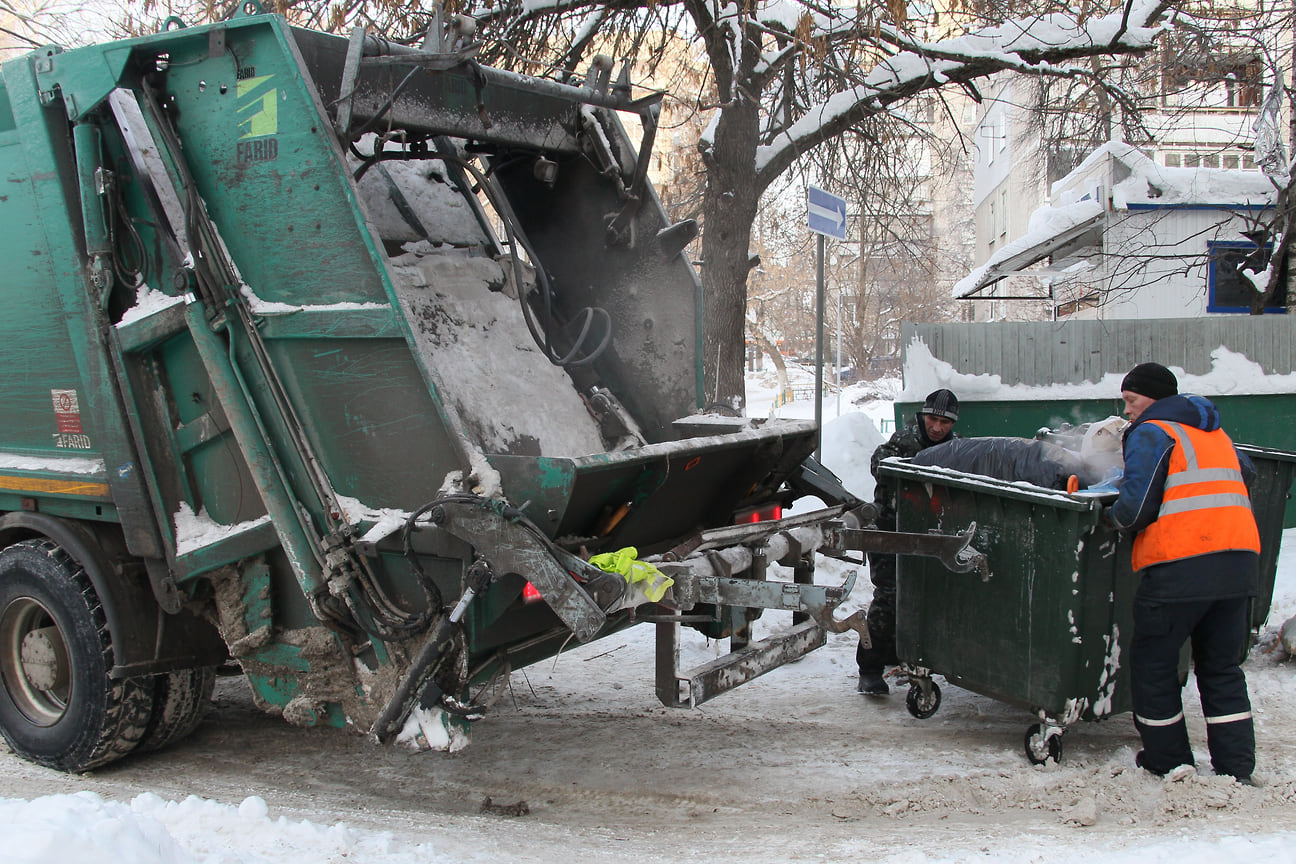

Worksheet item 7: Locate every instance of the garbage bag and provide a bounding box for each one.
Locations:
[910,437,1089,489]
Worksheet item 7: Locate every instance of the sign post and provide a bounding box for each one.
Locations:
[806,186,846,460]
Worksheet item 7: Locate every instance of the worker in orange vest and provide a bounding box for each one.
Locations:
[1108,362,1260,784]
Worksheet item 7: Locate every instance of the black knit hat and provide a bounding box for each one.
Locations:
[1120,363,1178,400]
[922,388,959,421]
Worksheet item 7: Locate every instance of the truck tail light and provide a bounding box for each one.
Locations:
[734,503,782,524]
[522,582,543,603]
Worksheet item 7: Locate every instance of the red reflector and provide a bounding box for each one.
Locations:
[734,503,782,524]
[522,582,543,603]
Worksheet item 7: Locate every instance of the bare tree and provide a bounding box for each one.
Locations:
[0,0,111,52]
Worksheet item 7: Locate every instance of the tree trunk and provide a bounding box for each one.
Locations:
[699,97,762,412]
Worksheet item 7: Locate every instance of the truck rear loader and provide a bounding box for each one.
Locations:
[0,6,982,771]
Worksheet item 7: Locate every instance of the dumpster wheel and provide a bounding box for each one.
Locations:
[1024,723,1064,765]
[905,679,941,719]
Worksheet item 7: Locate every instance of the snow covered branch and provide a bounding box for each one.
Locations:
[752,0,1170,188]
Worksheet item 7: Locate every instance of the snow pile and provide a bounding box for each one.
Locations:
[746,360,893,501]
[351,153,488,248]
[820,410,887,500]
[0,791,443,864]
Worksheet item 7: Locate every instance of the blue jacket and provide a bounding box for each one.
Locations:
[1110,393,1258,600]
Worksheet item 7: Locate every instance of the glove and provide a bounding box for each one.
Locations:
[588,547,674,603]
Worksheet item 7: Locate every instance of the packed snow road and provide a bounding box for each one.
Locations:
[2,549,1296,863]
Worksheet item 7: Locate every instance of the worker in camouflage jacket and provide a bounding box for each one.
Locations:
[857,388,960,695]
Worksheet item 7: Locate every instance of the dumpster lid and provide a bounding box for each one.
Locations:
[877,457,1099,512]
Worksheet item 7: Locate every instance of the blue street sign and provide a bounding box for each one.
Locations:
[807,185,847,240]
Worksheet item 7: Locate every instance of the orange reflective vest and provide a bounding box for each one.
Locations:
[1131,420,1260,571]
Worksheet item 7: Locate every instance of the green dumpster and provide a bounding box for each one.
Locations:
[876,444,1295,764]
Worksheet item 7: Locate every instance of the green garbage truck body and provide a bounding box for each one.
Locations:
[0,10,893,771]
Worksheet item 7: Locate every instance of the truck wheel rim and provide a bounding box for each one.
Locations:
[0,597,72,726]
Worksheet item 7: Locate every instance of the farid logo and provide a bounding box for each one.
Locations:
[236,75,278,162]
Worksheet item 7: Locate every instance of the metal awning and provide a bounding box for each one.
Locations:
[954,200,1106,300]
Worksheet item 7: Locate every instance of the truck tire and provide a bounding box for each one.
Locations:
[137,665,216,753]
[0,539,155,772]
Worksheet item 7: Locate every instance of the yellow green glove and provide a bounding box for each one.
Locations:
[588,546,674,603]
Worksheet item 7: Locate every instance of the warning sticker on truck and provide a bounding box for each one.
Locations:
[51,389,92,449]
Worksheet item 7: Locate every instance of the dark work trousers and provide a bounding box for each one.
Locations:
[1131,594,1255,779]
[856,552,899,673]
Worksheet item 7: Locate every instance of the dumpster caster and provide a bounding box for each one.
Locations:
[905,679,941,719]
[1024,723,1063,765]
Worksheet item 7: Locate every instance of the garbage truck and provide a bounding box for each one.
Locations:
[0,7,985,771]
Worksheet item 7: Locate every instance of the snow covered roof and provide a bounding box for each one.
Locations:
[1059,141,1276,209]
[953,141,1279,299]
[953,199,1104,299]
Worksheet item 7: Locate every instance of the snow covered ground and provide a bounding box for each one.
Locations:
[3,363,1295,863]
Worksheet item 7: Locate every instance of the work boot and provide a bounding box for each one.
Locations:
[1136,751,1195,781]
[857,669,889,696]
[1135,750,1162,775]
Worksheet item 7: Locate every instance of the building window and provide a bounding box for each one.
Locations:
[998,189,1008,237]
[1162,43,1263,109]
[1206,240,1287,313]
[984,119,997,164]
[1164,153,1182,168]
[1184,153,1201,168]
[1223,155,1239,169]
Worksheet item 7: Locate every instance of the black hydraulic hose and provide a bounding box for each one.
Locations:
[109,190,148,289]
[372,557,494,741]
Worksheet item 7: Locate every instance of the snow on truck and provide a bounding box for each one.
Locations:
[0,7,982,772]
